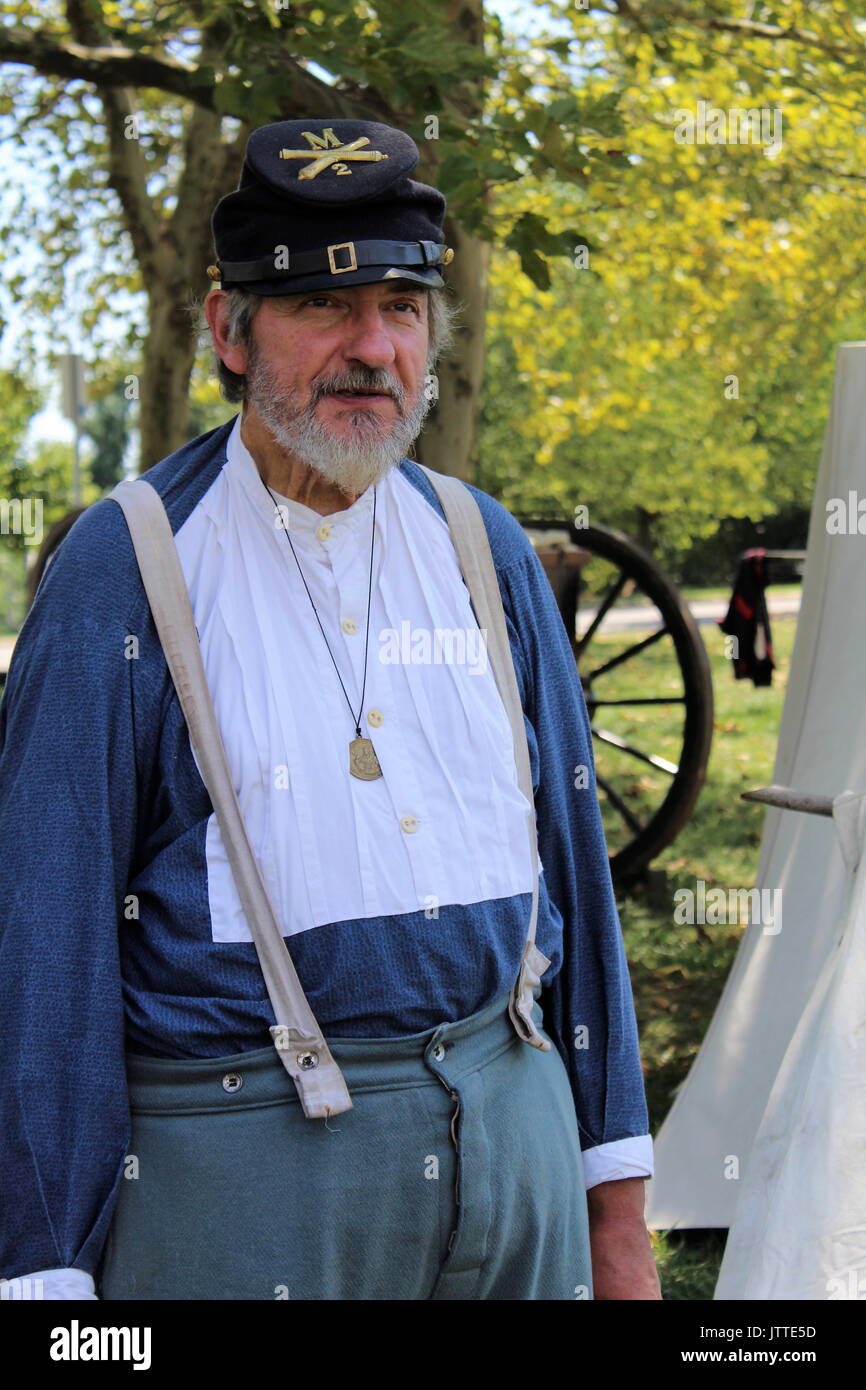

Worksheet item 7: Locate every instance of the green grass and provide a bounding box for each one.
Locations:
[650,1229,730,1300]
[600,615,796,1298]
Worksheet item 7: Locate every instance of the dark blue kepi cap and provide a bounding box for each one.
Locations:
[209,118,453,295]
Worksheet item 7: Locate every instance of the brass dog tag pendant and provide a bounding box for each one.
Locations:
[349,737,383,780]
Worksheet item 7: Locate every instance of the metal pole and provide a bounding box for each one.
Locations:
[741,784,834,817]
[60,353,86,506]
[72,421,81,506]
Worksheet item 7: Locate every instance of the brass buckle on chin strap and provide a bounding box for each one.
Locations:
[327,241,358,274]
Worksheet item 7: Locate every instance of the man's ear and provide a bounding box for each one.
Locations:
[204,289,248,376]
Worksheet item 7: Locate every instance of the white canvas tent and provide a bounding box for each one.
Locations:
[646,343,866,1297]
[715,787,866,1298]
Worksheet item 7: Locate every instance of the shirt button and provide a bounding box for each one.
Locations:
[400,814,418,834]
[316,522,332,541]
[431,1043,446,1062]
[367,708,383,727]
[342,618,358,635]
[221,1073,243,1093]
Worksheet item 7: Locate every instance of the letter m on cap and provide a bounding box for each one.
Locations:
[303,129,342,150]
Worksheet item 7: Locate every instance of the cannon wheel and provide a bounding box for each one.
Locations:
[522,519,714,884]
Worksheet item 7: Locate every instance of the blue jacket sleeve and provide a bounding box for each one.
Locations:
[0,501,150,1280]
[491,519,650,1151]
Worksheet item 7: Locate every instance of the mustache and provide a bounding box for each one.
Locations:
[311,370,407,412]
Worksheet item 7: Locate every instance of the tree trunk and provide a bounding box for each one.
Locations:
[414,0,488,483]
[635,507,657,555]
[415,219,491,482]
[132,114,247,471]
[139,279,202,470]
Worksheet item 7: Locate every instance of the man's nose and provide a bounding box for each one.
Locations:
[340,308,397,368]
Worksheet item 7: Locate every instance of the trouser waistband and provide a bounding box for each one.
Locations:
[124,989,543,1115]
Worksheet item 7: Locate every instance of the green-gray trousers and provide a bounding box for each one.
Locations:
[98,992,593,1300]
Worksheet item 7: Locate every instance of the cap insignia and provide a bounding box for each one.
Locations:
[278,129,390,180]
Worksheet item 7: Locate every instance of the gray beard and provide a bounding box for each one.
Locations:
[244,345,434,498]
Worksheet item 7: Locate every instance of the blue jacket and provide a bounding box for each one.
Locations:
[0,417,648,1280]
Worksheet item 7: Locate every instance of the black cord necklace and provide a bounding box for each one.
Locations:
[260,471,383,781]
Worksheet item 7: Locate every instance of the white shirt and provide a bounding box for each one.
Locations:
[174,416,539,939]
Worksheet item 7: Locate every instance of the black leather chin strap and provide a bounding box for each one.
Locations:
[213,238,448,284]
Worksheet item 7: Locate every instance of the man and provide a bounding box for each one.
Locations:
[0,118,660,1301]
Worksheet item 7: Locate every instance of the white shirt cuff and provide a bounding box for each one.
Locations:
[0,1268,97,1300]
[580,1134,654,1190]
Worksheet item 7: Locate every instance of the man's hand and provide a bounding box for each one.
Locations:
[586,1176,662,1300]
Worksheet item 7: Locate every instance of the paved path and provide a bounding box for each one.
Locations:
[0,591,803,675]
[578,590,801,635]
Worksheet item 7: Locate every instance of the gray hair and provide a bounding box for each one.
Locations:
[201,283,461,404]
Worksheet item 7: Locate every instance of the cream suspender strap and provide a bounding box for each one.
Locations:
[417,464,552,1053]
[109,479,353,1119]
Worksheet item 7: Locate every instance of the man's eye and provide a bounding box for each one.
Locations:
[299,296,420,312]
